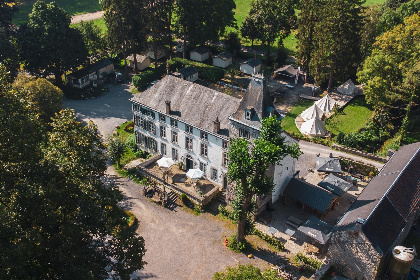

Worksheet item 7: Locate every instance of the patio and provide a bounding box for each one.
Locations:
[137,157,220,206]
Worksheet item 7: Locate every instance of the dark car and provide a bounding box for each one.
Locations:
[115,72,123,82]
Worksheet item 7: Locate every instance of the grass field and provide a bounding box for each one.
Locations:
[325,96,374,136]
[71,18,107,34]
[280,99,314,136]
[13,0,101,24]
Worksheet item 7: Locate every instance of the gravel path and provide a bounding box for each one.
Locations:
[71,11,104,24]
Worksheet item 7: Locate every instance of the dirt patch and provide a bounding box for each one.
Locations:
[71,11,104,24]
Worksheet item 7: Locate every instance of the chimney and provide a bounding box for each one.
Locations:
[213,117,220,134]
[165,101,171,114]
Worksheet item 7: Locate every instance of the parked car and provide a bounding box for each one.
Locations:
[115,72,123,82]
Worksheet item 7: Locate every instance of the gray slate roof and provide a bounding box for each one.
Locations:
[230,75,272,130]
[130,75,240,138]
[126,54,148,63]
[284,178,335,213]
[242,58,262,67]
[274,64,298,77]
[191,46,209,55]
[318,174,352,197]
[68,59,113,79]
[336,142,420,253]
[297,216,333,244]
[178,66,198,77]
[315,157,343,173]
[215,52,233,60]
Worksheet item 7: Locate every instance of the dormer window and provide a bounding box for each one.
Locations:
[245,106,254,120]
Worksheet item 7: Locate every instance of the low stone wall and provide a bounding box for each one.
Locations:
[332,143,387,163]
[138,154,162,167]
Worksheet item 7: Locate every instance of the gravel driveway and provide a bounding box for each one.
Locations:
[63,83,133,137]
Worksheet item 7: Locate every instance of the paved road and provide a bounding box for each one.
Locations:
[63,83,133,137]
[105,166,262,280]
[298,140,385,170]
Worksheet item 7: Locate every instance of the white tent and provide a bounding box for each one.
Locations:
[157,157,175,169]
[300,117,327,137]
[301,104,325,121]
[315,94,337,113]
[337,79,358,95]
[186,169,204,180]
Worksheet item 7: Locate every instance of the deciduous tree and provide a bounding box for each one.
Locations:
[75,20,107,59]
[228,116,300,242]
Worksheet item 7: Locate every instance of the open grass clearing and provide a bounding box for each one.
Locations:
[71,18,107,34]
[325,96,374,136]
[280,98,313,136]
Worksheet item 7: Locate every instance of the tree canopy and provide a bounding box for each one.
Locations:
[228,116,300,242]
[17,1,88,86]
[75,20,107,59]
[0,65,146,279]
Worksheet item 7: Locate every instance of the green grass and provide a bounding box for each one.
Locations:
[326,96,374,136]
[280,99,314,135]
[116,121,138,166]
[13,0,102,25]
[71,18,107,34]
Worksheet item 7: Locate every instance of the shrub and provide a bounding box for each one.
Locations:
[170,57,224,83]
[132,69,161,89]
[294,252,322,269]
[180,193,189,205]
[251,228,285,251]
[227,233,247,252]
[126,134,137,152]
[218,205,235,221]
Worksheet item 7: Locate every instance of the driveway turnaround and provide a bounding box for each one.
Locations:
[62,83,133,137]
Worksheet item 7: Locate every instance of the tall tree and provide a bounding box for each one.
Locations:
[242,0,296,57]
[228,116,300,242]
[240,15,260,46]
[358,13,420,144]
[17,1,88,87]
[0,0,18,75]
[309,0,364,91]
[75,20,107,60]
[13,74,63,124]
[102,0,148,73]
[0,0,17,33]
[0,65,147,278]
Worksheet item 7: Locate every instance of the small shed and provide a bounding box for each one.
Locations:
[240,58,262,75]
[146,45,167,60]
[173,67,198,82]
[190,46,210,62]
[283,178,336,214]
[318,174,352,196]
[296,216,334,245]
[68,59,114,89]
[126,54,151,71]
[212,52,233,68]
[174,39,184,53]
[274,64,298,78]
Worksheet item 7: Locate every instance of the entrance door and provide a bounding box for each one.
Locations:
[186,155,193,170]
[223,176,228,190]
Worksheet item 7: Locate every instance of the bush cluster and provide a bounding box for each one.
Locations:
[218,205,235,221]
[227,233,247,252]
[132,70,160,89]
[250,228,285,251]
[294,252,322,269]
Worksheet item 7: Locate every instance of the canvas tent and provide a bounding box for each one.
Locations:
[337,79,358,95]
[300,117,327,137]
[297,216,334,244]
[301,104,325,121]
[318,174,352,196]
[315,157,343,173]
[315,94,337,113]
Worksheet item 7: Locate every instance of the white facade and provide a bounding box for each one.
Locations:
[132,104,228,187]
[190,50,209,62]
[213,57,232,68]
[240,63,261,75]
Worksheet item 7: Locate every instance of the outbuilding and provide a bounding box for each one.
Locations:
[67,59,114,89]
[212,52,233,68]
[240,58,262,75]
[126,54,151,71]
[146,45,167,60]
[190,46,210,62]
[172,67,198,82]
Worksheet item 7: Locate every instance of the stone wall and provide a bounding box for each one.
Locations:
[332,143,387,163]
[328,229,382,279]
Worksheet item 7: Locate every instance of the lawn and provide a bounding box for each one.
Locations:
[325,96,374,136]
[280,99,314,136]
[13,0,101,24]
[71,18,107,34]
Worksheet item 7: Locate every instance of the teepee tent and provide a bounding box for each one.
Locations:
[301,104,325,121]
[300,117,327,137]
[315,94,337,113]
[337,79,358,95]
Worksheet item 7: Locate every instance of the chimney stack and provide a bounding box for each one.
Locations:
[213,117,220,134]
[165,101,171,114]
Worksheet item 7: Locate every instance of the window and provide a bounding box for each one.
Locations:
[171,130,178,144]
[140,107,155,119]
[200,143,208,158]
[211,168,218,181]
[170,118,178,128]
[222,152,228,167]
[135,115,156,135]
[200,131,208,141]
[172,148,178,161]
[222,140,228,149]
[161,143,166,155]
[185,136,193,151]
[160,126,166,138]
[185,124,193,134]
[199,162,207,174]
[239,128,250,139]
[159,113,166,122]
[135,131,157,152]
[245,110,251,120]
